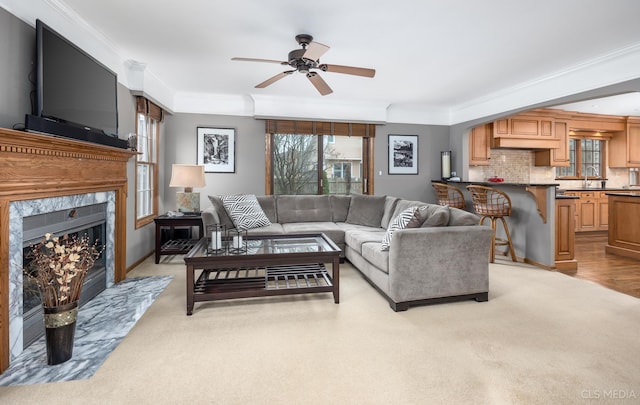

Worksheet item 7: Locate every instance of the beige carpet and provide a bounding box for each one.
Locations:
[1,256,639,404]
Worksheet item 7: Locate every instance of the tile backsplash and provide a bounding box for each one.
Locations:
[468,149,631,189]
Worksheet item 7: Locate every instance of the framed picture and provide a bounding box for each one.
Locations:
[197,127,236,173]
[388,134,418,174]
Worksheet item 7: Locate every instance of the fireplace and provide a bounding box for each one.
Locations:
[8,192,116,361]
[0,127,134,373]
[22,203,108,348]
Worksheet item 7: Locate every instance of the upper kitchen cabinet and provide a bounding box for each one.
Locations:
[469,123,491,166]
[491,113,560,149]
[609,118,640,167]
[534,120,570,167]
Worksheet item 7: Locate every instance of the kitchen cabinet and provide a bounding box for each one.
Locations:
[569,191,608,232]
[491,114,560,149]
[608,118,640,168]
[469,124,491,166]
[534,120,570,167]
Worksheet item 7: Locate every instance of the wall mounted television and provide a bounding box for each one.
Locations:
[25,19,127,149]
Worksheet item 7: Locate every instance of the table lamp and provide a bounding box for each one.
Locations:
[169,164,206,213]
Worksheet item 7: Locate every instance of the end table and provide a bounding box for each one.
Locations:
[154,213,203,263]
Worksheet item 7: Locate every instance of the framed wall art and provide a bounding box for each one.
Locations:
[388,134,418,175]
[197,127,236,173]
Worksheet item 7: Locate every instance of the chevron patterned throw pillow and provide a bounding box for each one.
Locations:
[380,206,418,251]
[220,194,271,230]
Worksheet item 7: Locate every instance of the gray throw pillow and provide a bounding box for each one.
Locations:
[417,204,450,227]
[448,207,481,226]
[345,194,387,228]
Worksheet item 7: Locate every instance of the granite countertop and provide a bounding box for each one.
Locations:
[433,180,559,187]
[556,195,579,200]
[605,192,640,197]
[560,187,632,192]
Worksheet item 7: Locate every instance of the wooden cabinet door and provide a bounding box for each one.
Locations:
[628,122,640,166]
[534,120,570,167]
[598,194,609,230]
[578,195,598,232]
[555,198,575,262]
[469,124,491,166]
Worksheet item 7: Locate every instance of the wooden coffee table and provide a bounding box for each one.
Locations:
[183,233,341,315]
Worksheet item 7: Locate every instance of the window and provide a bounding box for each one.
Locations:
[265,120,375,195]
[135,97,161,228]
[556,137,605,179]
[332,162,351,179]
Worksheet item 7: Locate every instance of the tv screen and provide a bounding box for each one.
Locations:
[35,19,118,137]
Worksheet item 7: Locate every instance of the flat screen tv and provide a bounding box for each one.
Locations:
[26,19,127,148]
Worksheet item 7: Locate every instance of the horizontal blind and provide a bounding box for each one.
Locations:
[265,119,375,137]
[135,96,164,122]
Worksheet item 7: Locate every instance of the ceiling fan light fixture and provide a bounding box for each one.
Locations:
[232,34,375,95]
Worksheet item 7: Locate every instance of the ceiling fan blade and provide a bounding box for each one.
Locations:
[307,72,333,96]
[255,70,294,88]
[232,57,288,65]
[303,41,330,61]
[319,64,376,78]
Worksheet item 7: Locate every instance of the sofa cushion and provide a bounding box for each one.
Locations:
[380,196,400,229]
[276,195,332,223]
[256,195,278,223]
[344,229,386,254]
[448,207,481,226]
[345,194,386,228]
[329,195,351,222]
[245,223,285,235]
[207,196,235,229]
[400,203,451,228]
[421,204,450,227]
[381,206,418,251]
[220,194,271,230]
[362,242,389,273]
[281,222,345,245]
[390,199,428,220]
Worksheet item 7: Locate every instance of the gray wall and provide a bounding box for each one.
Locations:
[375,123,450,202]
[163,114,450,210]
[163,113,267,210]
[0,8,34,128]
[0,8,152,268]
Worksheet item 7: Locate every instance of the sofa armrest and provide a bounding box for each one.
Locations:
[387,226,493,302]
[201,206,220,229]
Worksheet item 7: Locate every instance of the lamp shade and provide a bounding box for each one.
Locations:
[169,164,206,189]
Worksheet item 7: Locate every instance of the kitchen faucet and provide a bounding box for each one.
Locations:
[584,166,599,188]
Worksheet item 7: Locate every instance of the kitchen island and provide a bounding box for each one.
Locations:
[605,192,640,260]
[432,181,559,269]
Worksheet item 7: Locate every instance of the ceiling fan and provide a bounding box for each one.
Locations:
[232,34,375,96]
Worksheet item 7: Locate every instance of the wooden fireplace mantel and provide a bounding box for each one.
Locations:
[0,127,135,373]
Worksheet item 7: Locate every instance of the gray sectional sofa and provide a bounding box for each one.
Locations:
[202,194,492,311]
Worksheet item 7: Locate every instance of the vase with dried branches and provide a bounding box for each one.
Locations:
[24,232,103,365]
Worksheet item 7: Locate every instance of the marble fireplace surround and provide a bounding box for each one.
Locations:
[9,192,116,361]
[0,127,135,373]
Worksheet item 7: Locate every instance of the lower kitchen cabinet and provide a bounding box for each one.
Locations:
[565,191,608,232]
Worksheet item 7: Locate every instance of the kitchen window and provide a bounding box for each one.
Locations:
[556,138,606,179]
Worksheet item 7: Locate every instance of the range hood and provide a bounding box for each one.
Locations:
[491,136,560,150]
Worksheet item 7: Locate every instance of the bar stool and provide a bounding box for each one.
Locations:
[466,185,517,263]
[432,183,466,209]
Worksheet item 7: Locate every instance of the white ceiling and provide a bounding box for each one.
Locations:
[6,0,640,123]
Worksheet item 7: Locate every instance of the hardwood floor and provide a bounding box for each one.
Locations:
[557,232,640,298]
